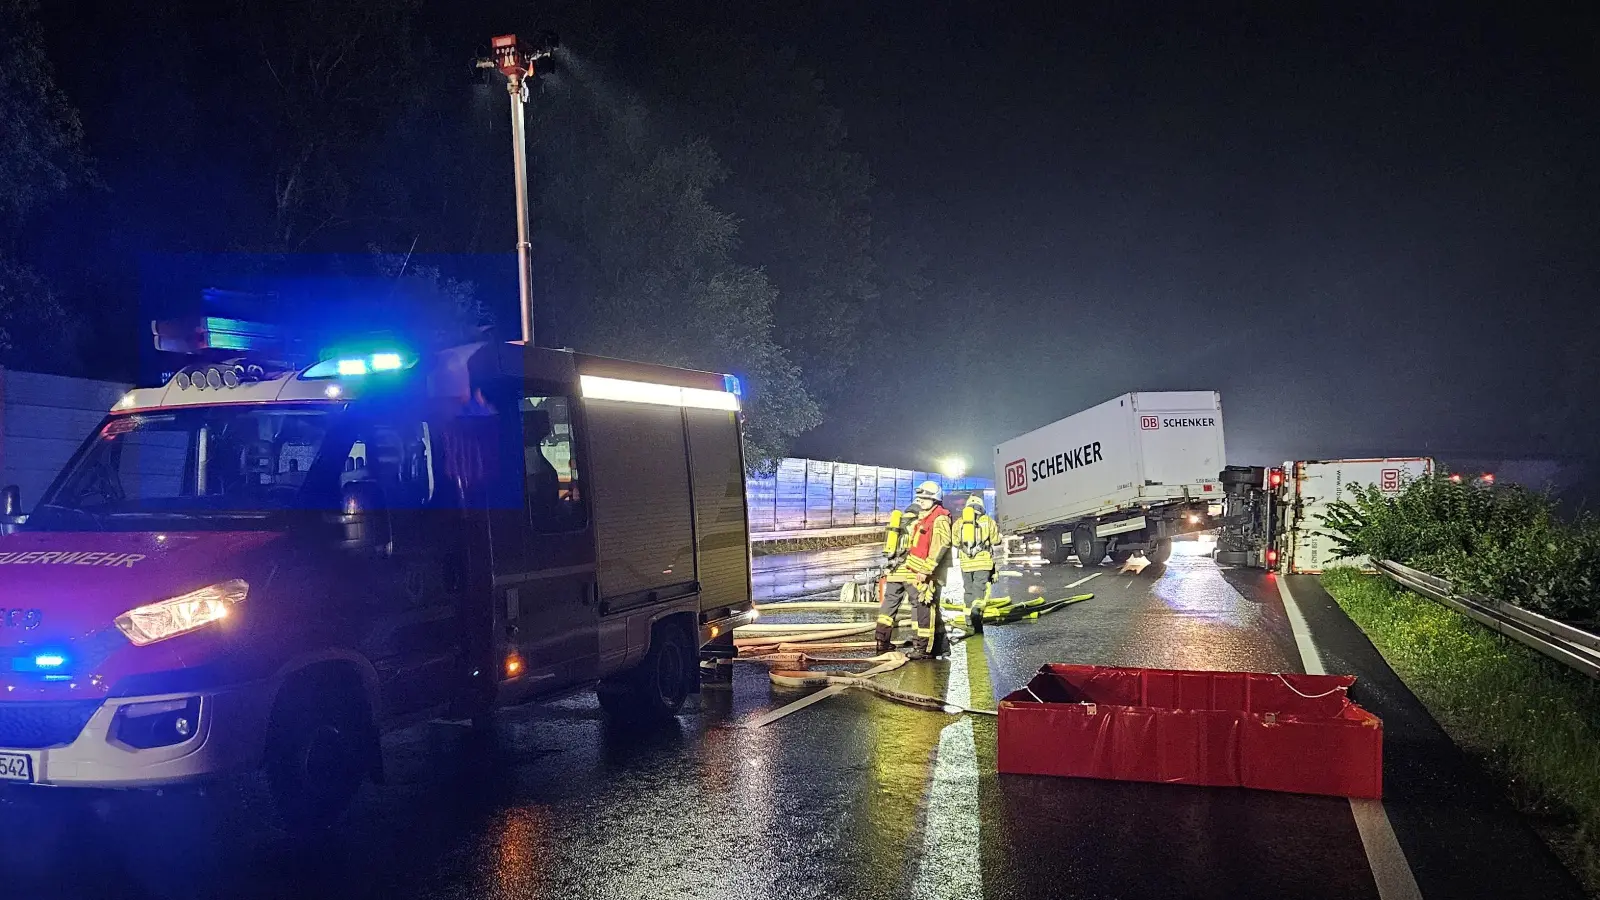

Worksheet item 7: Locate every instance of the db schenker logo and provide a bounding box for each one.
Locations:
[1140,416,1160,430]
[1004,458,1028,495]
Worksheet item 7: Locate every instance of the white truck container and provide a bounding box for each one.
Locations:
[1278,457,1433,574]
[994,391,1226,565]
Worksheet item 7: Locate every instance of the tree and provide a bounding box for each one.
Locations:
[532,94,820,468]
[234,0,423,251]
[0,0,89,370]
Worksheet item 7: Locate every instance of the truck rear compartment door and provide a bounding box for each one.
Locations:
[583,400,697,668]
[1130,392,1226,498]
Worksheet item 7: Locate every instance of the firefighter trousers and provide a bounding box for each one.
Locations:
[914,582,949,657]
[876,580,913,649]
[962,569,994,614]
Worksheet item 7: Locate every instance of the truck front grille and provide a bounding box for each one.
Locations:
[0,701,103,749]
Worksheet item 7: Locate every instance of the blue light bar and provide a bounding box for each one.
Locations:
[34,654,65,669]
[371,352,404,371]
[723,374,743,397]
[337,359,369,376]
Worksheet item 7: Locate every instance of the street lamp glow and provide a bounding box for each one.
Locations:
[939,457,967,480]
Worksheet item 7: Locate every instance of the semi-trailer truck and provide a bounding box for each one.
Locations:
[994,391,1226,565]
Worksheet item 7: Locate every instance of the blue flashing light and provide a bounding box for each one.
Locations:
[723,374,743,397]
[34,654,66,669]
[303,349,415,380]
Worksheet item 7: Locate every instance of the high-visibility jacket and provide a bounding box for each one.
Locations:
[902,504,952,581]
[956,506,1000,572]
[881,507,919,582]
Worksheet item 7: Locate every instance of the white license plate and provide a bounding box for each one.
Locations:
[0,752,34,783]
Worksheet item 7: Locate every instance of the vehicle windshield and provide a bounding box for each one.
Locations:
[31,405,346,530]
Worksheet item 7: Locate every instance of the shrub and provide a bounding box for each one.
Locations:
[1321,475,1600,621]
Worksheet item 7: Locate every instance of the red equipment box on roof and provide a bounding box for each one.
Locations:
[998,664,1383,799]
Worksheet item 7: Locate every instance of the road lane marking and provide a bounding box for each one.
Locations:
[1066,572,1101,589]
[913,632,983,900]
[1276,576,1424,900]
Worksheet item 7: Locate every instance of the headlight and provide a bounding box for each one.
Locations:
[115,580,248,646]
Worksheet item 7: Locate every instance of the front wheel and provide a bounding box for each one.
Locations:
[265,677,372,832]
[599,621,694,723]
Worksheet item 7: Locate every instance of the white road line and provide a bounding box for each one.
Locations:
[1066,572,1102,589]
[913,631,982,899]
[1276,576,1424,900]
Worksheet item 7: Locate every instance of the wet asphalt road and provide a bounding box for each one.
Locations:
[0,542,1579,899]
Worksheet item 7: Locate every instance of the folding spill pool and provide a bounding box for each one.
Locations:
[998,664,1382,799]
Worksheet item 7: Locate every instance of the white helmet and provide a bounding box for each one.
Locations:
[915,480,943,501]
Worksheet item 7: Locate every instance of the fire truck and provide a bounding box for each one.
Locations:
[0,317,755,826]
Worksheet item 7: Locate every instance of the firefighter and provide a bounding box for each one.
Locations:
[955,493,1001,634]
[903,481,953,659]
[874,501,922,653]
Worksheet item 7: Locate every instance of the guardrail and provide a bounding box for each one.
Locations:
[1374,560,1600,680]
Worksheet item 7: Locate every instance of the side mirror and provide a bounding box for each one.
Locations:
[0,485,22,535]
[335,481,391,553]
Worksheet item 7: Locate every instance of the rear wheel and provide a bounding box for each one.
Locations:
[599,620,694,723]
[1146,538,1173,566]
[265,673,373,832]
[1073,527,1105,565]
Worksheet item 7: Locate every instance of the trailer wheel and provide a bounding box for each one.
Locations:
[265,671,373,832]
[1146,538,1173,566]
[1073,528,1105,566]
[1214,549,1253,567]
[599,619,694,723]
[1040,531,1071,565]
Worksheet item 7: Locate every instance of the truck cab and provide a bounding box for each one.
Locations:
[0,327,755,826]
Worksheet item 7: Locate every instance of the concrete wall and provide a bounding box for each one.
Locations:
[0,370,129,507]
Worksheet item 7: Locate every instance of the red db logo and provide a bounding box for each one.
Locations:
[1380,469,1401,493]
[1140,416,1160,430]
[1004,459,1028,495]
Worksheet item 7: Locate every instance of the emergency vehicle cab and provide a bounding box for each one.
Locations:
[0,318,755,826]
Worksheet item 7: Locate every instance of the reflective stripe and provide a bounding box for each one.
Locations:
[876,615,895,627]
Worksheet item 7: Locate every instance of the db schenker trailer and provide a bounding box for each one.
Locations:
[994,391,1227,566]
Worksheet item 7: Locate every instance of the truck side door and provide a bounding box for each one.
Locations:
[345,417,463,723]
[486,384,598,694]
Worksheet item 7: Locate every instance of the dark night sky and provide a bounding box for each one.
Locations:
[31,1,1600,476]
[768,2,1600,471]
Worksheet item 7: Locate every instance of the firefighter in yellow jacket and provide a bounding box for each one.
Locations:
[903,481,953,659]
[955,493,1001,634]
[874,501,922,653]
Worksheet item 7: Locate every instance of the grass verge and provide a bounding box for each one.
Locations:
[1321,568,1600,894]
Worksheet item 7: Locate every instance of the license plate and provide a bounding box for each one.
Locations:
[0,752,34,783]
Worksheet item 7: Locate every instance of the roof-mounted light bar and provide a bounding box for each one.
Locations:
[580,374,740,411]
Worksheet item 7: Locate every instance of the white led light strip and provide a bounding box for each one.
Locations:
[579,375,739,411]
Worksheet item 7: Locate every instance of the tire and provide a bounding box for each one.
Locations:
[599,620,694,723]
[1040,531,1071,565]
[1073,527,1106,565]
[1109,549,1134,566]
[1220,466,1266,487]
[1214,549,1253,566]
[265,673,372,832]
[1146,538,1173,566]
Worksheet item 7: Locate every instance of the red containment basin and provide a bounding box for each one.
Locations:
[998,664,1383,799]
